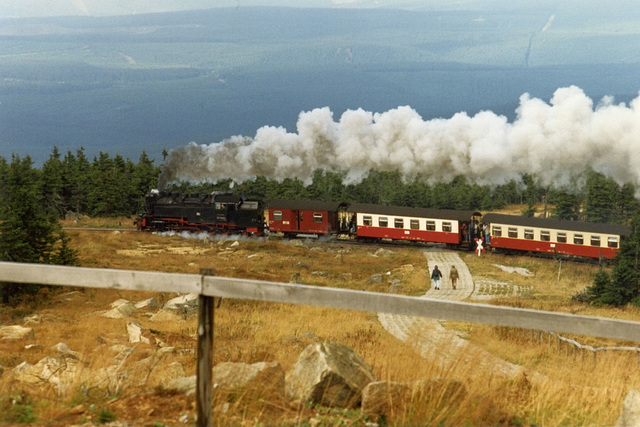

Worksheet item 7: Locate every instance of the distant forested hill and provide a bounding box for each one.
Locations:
[1,6,639,164]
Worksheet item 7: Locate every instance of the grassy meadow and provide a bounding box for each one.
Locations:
[1,217,640,425]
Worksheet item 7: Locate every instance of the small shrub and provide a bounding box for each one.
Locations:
[8,404,36,423]
[98,407,116,423]
[1,394,36,424]
[571,288,590,303]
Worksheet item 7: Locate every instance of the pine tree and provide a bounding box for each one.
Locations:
[586,269,611,304]
[63,147,91,215]
[0,156,57,263]
[0,155,79,304]
[0,156,8,217]
[583,170,618,223]
[41,146,65,218]
[551,190,580,220]
[586,216,640,306]
[131,151,160,211]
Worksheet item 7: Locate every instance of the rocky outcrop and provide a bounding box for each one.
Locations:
[161,293,199,317]
[617,389,640,426]
[10,296,452,418]
[0,325,34,340]
[13,355,84,395]
[127,321,151,344]
[286,341,376,408]
[164,375,197,396]
[160,361,285,402]
[213,361,285,402]
[101,301,137,319]
[361,381,410,418]
[135,297,159,311]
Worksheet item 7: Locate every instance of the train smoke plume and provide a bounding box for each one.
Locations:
[158,86,640,191]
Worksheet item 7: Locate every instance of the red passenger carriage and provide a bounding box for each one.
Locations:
[346,203,481,245]
[483,213,630,260]
[267,199,346,238]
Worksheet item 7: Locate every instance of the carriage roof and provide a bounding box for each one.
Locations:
[268,199,345,211]
[346,203,480,222]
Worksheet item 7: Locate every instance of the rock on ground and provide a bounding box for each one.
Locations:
[286,341,376,409]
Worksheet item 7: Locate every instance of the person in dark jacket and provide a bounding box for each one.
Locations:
[431,265,443,290]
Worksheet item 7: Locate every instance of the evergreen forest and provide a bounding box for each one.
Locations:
[1,146,640,306]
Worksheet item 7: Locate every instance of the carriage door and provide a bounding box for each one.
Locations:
[293,210,301,232]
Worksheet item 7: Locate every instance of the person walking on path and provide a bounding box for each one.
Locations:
[431,265,443,290]
[450,265,459,290]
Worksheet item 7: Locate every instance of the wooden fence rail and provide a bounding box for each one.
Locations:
[3,261,640,425]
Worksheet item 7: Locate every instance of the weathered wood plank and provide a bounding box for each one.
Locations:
[0,262,201,294]
[196,294,214,427]
[201,276,640,342]
[2,262,640,343]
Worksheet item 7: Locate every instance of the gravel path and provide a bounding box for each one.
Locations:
[378,250,528,379]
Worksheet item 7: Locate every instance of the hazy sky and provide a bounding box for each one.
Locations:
[0,0,567,19]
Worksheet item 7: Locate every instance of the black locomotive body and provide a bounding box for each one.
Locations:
[135,190,264,235]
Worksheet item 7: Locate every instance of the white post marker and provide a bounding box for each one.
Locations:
[475,238,485,257]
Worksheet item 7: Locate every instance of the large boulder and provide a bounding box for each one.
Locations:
[617,389,640,426]
[13,356,84,396]
[160,361,285,402]
[213,361,285,402]
[102,301,137,319]
[127,321,151,344]
[0,325,34,340]
[286,341,376,408]
[163,294,199,316]
[135,297,159,311]
[361,381,410,419]
[50,342,82,359]
[164,376,197,397]
[149,309,183,323]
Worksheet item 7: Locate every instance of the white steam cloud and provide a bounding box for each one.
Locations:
[159,86,640,191]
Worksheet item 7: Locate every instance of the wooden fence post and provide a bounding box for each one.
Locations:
[196,268,216,427]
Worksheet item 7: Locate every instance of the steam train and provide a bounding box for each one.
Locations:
[134,190,264,235]
[136,190,631,260]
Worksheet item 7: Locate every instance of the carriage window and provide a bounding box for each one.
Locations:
[508,227,518,238]
[492,226,502,237]
[608,237,619,248]
[442,222,452,232]
[524,229,534,240]
[574,234,584,245]
[557,232,567,243]
[313,212,323,223]
[410,219,420,230]
[273,210,283,221]
[540,230,550,241]
[426,220,436,231]
[379,217,388,227]
[394,218,404,228]
[363,215,372,226]
[590,235,601,246]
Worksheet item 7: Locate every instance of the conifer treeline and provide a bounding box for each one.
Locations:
[1,146,639,222]
[2,146,640,307]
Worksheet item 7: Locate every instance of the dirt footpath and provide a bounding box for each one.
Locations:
[378,250,527,379]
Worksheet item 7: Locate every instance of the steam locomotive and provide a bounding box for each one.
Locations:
[136,190,631,260]
[134,190,264,235]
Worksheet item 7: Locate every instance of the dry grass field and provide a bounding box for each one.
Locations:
[1,216,640,426]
